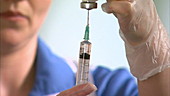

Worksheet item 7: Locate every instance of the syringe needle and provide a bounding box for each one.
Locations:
[87,10,90,25]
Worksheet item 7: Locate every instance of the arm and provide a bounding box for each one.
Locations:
[138,68,170,96]
[102,0,170,95]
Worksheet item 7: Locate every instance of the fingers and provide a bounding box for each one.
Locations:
[106,0,134,3]
[102,1,132,15]
[57,83,97,96]
[102,0,135,18]
[107,0,131,2]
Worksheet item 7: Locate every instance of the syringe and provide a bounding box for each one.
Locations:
[76,0,97,85]
[76,24,91,85]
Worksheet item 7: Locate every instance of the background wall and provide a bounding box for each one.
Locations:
[39,0,169,70]
[154,0,170,34]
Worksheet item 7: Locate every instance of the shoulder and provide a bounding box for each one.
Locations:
[30,38,76,96]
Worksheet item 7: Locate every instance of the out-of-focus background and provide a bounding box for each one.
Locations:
[39,0,170,70]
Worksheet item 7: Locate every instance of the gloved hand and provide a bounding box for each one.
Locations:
[57,83,97,96]
[102,0,170,80]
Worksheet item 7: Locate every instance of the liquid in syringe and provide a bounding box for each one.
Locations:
[76,25,92,85]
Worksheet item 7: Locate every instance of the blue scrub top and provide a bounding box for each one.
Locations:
[29,39,138,96]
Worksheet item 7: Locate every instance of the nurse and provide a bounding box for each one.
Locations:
[0,0,169,96]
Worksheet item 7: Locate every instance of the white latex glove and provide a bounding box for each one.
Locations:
[102,0,170,80]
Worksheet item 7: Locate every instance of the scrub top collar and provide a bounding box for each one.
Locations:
[29,38,75,96]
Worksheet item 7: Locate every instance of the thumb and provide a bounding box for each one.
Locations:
[57,83,97,96]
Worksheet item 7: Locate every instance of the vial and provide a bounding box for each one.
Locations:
[81,0,98,10]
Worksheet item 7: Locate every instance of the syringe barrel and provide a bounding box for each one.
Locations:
[76,40,92,85]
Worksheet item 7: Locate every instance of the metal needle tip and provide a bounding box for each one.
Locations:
[87,10,89,25]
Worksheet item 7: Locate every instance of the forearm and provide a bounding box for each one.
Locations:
[138,68,170,96]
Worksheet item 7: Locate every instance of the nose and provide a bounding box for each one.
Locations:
[0,0,27,11]
[2,0,27,1]
[1,0,27,3]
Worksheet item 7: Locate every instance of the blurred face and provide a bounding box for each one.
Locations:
[0,0,51,48]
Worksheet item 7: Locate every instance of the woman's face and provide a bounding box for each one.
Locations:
[0,0,52,47]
